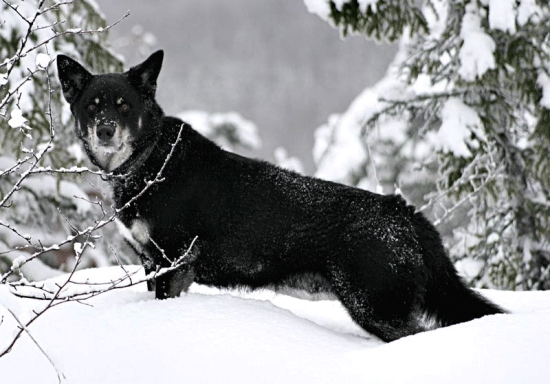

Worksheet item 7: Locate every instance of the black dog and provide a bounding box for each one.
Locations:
[57,51,504,341]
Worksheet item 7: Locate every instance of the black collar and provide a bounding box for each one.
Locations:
[106,136,160,181]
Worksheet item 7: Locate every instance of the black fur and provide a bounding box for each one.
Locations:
[57,51,505,342]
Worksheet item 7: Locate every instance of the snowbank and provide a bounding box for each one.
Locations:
[1,267,549,384]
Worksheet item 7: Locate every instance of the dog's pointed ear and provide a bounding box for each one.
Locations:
[127,50,164,95]
[57,55,93,104]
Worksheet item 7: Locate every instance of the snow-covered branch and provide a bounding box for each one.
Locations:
[309,0,550,290]
[0,1,140,369]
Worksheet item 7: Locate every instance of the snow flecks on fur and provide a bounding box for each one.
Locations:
[86,124,133,172]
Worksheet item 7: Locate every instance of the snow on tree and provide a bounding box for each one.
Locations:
[178,110,305,173]
[178,110,262,153]
[0,1,127,281]
[0,2,265,284]
[306,0,550,290]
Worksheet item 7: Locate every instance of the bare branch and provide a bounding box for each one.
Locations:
[1,123,186,283]
[116,123,185,213]
[10,236,198,303]
[4,308,65,383]
[0,219,32,245]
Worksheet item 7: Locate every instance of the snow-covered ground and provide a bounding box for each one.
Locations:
[1,266,549,384]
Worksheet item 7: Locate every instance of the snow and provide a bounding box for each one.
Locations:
[423,0,448,39]
[10,256,27,270]
[274,146,305,174]
[484,0,517,33]
[332,0,347,11]
[358,0,379,13]
[312,78,407,184]
[427,97,482,157]
[35,53,51,70]
[73,242,83,256]
[178,110,262,152]
[537,70,550,109]
[458,3,496,81]
[303,0,378,18]
[312,49,416,186]
[8,107,28,129]
[1,267,550,384]
[20,173,93,215]
[303,0,331,22]
[517,0,543,25]
[66,143,85,163]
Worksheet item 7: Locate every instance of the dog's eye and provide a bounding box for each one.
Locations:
[119,103,130,112]
[88,104,97,112]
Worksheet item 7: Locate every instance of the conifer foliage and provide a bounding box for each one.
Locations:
[0,1,124,280]
[308,0,550,289]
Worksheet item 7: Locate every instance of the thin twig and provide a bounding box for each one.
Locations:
[5,308,66,383]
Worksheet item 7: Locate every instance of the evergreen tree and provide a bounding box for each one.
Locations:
[307,0,550,289]
[0,1,263,281]
[0,1,124,279]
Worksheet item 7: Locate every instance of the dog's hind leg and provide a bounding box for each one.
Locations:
[327,259,425,342]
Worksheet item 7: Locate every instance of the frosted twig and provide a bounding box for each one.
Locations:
[5,308,65,383]
[360,89,466,138]
[116,123,185,213]
[363,135,381,192]
[418,152,504,226]
[0,1,133,365]
[0,69,36,110]
[10,236,198,302]
[1,122,186,283]
[0,219,32,245]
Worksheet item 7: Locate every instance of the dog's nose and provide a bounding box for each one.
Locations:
[97,125,116,142]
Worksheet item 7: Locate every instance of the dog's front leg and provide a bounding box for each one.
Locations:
[154,243,199,299]
[155,265,195,299]
[143,262,156,292]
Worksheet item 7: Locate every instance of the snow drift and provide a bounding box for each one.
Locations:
[1,266,549,384]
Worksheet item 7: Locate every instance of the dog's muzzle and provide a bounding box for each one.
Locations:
[87,122,132,171]
[96,124,116,144]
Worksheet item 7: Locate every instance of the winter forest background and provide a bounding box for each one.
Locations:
[1,0,550,373]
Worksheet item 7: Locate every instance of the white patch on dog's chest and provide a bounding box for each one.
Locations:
[130,220,150,245]
[115,218,150,252]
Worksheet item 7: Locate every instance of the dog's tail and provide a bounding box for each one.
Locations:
[416,216,506,327]
[424,266,506,327]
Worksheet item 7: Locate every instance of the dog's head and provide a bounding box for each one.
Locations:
[57,51,164,172]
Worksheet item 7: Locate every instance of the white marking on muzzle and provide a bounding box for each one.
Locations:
[88,123,133,171]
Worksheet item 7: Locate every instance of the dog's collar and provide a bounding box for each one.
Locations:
[107,138,159,179]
